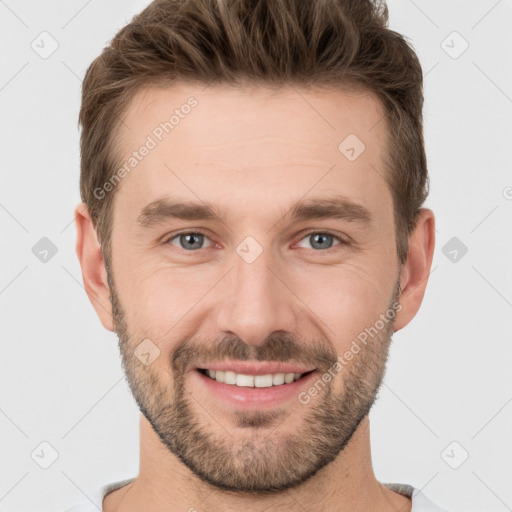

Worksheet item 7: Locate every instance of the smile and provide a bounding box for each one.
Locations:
[198,368,314,387]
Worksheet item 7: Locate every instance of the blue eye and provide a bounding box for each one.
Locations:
[167,232,213,251]
[297,232,344,250]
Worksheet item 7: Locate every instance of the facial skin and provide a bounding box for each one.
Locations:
[75,83,435,512]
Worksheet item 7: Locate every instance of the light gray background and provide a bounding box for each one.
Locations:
[1,0,511,511]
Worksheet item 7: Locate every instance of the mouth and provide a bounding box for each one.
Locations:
[197,368,315,387]
[191,362,318,409]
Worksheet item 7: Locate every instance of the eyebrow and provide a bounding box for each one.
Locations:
[136,195,372,228]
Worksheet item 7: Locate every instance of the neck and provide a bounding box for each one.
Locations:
[104,414,411,512]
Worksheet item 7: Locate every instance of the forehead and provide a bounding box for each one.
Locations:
[110,82,391,226]
[119,82,386,148]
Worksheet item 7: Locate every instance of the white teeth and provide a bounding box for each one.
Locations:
[236,374,254,387]
[203,369,306,387]
[254,374,273,388]
[272,373,285,385]
[284,373,295,384]
[224,370,236,385]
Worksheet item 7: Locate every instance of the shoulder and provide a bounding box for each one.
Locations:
[59,477,136,512]
[383,482,454,512]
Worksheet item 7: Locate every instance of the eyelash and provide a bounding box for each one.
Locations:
[162,229,348,252]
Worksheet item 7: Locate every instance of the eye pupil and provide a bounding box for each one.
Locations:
[310,233,334,250]
[180,233,203,250]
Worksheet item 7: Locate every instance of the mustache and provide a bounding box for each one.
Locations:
[171,330,339,376]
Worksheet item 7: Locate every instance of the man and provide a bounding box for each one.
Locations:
[66,0,445,510]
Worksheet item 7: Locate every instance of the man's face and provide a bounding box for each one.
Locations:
[106,83,401,492]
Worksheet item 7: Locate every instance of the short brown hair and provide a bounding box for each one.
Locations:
[79,0,428,267]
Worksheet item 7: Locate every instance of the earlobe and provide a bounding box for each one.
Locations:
[74,202,114,332]
[393,208,436,332]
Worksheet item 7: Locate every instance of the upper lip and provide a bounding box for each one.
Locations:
[194,361,316,376]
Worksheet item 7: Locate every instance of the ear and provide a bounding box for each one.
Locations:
[393,208,435,332]
[74,202,114,331]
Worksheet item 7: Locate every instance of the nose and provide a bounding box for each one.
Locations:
[215,243,298,347]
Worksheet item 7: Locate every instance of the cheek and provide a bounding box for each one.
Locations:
[293,259,396,347]
[117,257,211,339]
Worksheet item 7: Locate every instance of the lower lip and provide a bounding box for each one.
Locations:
[191,369,317,409]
